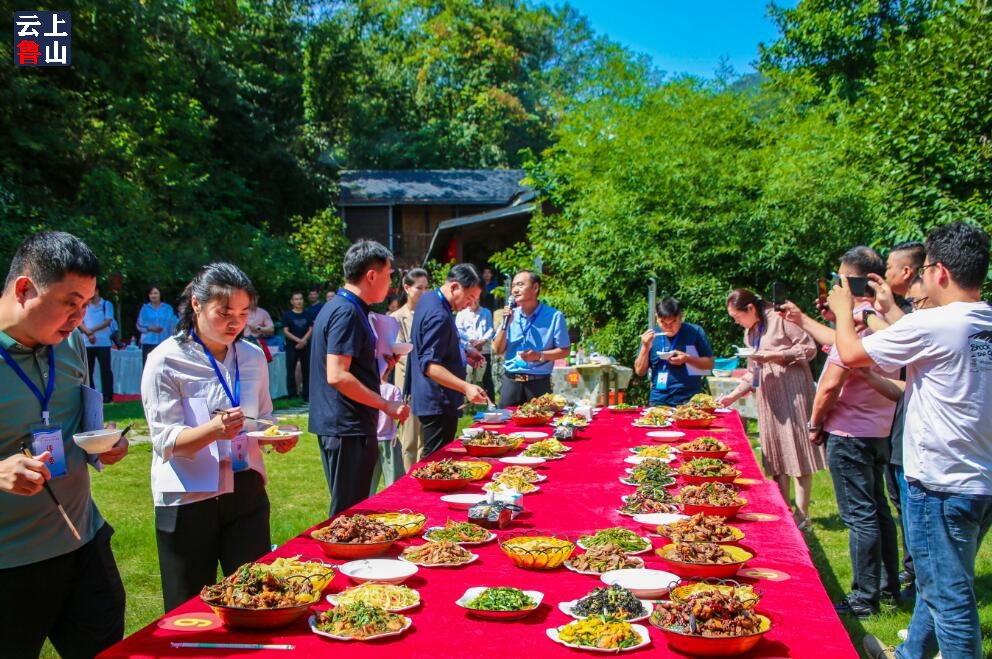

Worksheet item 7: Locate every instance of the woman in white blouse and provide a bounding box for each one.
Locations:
[141,263,298,611]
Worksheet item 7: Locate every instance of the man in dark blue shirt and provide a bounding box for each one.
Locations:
[634,297,715,406]
[410,264,489,458]
[309,240,409,515]
[281,292,312,401]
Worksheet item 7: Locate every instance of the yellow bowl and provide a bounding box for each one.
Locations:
[500,534,575,570]
[366,511,428,539]
[452,460,493,481]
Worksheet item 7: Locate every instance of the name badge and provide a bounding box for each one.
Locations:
[751,364,761,389]
[231,432,250,473]
[655,371,669,391]
[31,425,67,478]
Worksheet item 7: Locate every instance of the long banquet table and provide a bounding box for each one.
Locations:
[100,410,857,658]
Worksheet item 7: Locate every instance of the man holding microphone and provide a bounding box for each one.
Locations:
[492,270,570,407]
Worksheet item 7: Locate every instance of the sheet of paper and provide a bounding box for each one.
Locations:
[151,397,220,493]
[80,384,104,431]
[684,346,712,376]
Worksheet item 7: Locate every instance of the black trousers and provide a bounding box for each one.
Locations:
[284,343,310,400]
[318,434,379,517]
[155,470,271,611]
[86,345,114,403]
[141,342,156,365]
[419,414,460,459]
[0,523,125,659]
[499,374,552,407]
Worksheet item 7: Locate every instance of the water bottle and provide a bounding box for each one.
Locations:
[128,336,138,351]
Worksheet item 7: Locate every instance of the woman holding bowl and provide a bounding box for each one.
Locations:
[141,263,298,610]
[717,288,824,531]
[136,285,177,364]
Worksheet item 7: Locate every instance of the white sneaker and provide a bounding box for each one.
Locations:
[897,629,908,641]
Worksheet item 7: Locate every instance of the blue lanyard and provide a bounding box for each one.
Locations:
[337,289,375,339]
[749,319,764,350]
[518,303,543,340]
[190,329,240,407]
[0,342,55,425]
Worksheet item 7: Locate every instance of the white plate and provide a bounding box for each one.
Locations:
[338,559,418,584]
[454,587,544,620]
[246,429,303,444]
[390,342,413,356]
[499,456,546,466]
[309,614,412,641]
[631,421,672,428]
[511,431,549,440]
[632,512,689,528]
[714,407,733,414]
[72,428,122,454]
[398,550,479,568]
[736,347,756,357]
[461,428,485,439]
[624,454,675,465]
[563,556,645,576]
[656,351,674,360]
[326,586,421,612]
[546,623,651,653]
[422,526,496,546]
[600,568,679,599]
[484,483,541,494]
[576,536,652,555]
[558,598,654,622]
[440,493,487,510]
[646,430,686,440]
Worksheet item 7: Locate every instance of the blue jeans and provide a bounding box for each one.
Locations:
[896,481,992,659]
[826,434,900,607]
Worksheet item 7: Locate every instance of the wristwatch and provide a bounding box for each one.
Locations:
[806,421,821,432]
[861,309,877,324]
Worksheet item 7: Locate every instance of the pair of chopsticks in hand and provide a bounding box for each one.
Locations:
[212,409,276,427]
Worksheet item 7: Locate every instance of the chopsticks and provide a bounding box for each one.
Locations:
[212,409,276,427]
[20,443,81,541]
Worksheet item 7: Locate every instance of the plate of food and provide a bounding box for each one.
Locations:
[629,445,677,459]
[399,541,478,567]
[624,453,675,465]
[422,521,496,545]
[618,488,682,516]
[547,618,651,653]
[559,584,653,622]
[607,404,640,414]
[327,582,420,612]
[246,427,303,444]
[308,604,412,641]
[498,465,545,483]
[455,586,544,620]
[484,473,541,494]
[564,544,646,574]
[511,431,549,440]
[576,528,652,555]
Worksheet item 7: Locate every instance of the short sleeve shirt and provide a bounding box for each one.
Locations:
[410,290,465,416]
[308,294,379,437]
[645,322,713,405]
[281,309,312,341]
[503,303,570,376]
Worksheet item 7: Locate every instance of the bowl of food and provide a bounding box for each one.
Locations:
[676,483,748,518]
[600,568,679,600]
[686,394,718,414]
[674,417,716,429]
[459,431,523,457]
[656,543,753,578]
[655,513,745,545]
[500,533,575,570]
[200,558,334,629]
[451,460,493,481]
[483,411,505,423]
[310,515,399,559]
[511,412,554,427]
[455,586,544,620]
[652,580,770,656]
[608,403,640,414]
[338,558,418,584]
[678,458,741,484]
[364,511,427,539]
[527,393,568,414]
[72,428,122,455]
[676,436,731,460]
[410,459,473,491]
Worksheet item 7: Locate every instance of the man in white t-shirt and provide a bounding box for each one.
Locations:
[828,222,992,659]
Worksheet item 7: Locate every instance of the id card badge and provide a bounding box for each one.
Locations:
[751,364,761,389]
[231,431,250,472]
[655,370,669,391]
[30,424,67,478]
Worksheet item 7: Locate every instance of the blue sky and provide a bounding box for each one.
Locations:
[552,1,798,78]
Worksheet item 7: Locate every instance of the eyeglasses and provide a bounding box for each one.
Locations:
[917,262,939,277]
[906,296,929,310]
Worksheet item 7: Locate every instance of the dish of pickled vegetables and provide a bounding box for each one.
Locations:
[559,585,651,622]
[327,583,421,612]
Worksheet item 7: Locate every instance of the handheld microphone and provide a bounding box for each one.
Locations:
[500,297,517,330]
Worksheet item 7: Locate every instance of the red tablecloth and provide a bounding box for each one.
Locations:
[100,411,857,658]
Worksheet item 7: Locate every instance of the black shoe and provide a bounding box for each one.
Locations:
[899,570,914,586]
[834,597,878,619]
[880,590,902,606]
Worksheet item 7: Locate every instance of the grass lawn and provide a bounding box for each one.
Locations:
[42,404,992,658]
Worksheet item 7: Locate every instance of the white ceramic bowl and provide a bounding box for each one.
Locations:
[632,512,689,529]
[391,342,413,356]
[499,456,546,466]
[338,558,418,584]
[461,428,485,439]
[72,428,122,454]
[483,412,503,423]
[600,568,679,599]
[440,493,487,510]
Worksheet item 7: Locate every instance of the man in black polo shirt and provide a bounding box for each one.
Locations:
[410,264,489,458]
[309,240,410,515]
